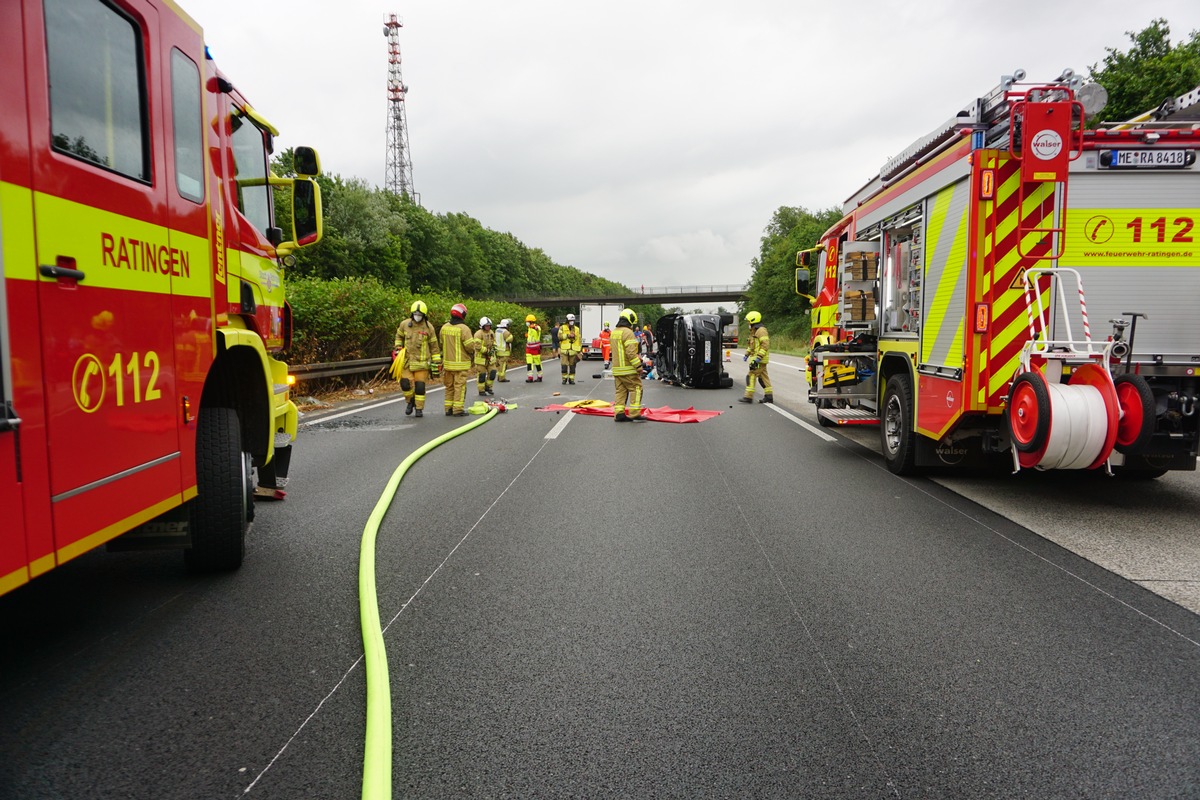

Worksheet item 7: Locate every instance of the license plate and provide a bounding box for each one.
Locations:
[1105,149,1190,168]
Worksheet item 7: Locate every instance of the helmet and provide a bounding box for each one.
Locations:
[525,314,536,323]
[410,300,428,315]
[451,303,467,319]
[498,318,511,329]
[480,316,492,328]
[566,313,576,322]
[620,308,638,326]
[746,310,762,325]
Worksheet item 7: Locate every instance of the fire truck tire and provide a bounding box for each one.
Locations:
[881,372,916,475]
[816,398,836,427]
[186,407,248,572]
[1113,374,1155,454]
[1007,371,1051,454]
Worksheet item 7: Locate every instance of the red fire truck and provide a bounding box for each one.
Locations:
[799,70,1200,477]
[1,0,323,596]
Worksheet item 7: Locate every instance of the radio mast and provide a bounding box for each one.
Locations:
[383,14,416,200]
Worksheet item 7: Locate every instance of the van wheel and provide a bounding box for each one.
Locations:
[881,372,916,475]
[816,398,836,427]
[186,407,248,572]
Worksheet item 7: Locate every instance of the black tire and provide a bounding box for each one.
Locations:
[1113,453,1168,480]
[881,372,916,475]
[1113,373,1155,454]
[816,398,836,428]
[186,407,248,572]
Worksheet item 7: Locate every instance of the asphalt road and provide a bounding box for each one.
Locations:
[2,358,1199,798]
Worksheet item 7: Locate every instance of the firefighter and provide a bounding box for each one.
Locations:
[440,303,479,416]
[474,316,497,396]
[600,322,612,367]
[611,308,646,422]
[393,299,441,418]
[558,313,584,385]
[495,319,514,382]
[525,314,543,382]
[739,310,773,404]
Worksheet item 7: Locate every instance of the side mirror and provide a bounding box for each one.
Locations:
[795,267,810,296]
[274,177,323,255]
[293,146,321,177]
[797,250,811,267]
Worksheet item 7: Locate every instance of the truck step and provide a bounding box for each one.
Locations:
[817,408,879,426]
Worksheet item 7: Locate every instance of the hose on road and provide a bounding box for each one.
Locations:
[359,409,499,800]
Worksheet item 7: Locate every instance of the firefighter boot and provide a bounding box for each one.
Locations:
[614,412,629,422]
[415,408,423,417]
[738,397,753,404]
[759,394,774,404]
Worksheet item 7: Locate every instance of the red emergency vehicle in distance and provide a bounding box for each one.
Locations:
[0,0,324,596]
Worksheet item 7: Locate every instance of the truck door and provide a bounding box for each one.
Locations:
[0,189,29,591]
[29,0,181,561]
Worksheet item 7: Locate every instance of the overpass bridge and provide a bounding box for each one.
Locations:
[501,284,747,309]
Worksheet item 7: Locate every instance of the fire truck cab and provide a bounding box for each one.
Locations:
[803,71,1200,478]
[1,0,323,595]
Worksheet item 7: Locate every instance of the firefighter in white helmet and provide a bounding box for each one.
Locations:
[440,302,479,416]
[558,312,584,385]
[495,319,514,382]
[611,308,646,421]
[393,299,441,418]
[474,316,497,396]
[739,310,773,404]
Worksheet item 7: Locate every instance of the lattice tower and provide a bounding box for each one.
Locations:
[383,14,415,200]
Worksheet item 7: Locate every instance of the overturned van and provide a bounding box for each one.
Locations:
[654,313,735,389]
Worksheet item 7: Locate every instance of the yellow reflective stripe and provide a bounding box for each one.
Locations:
[58,494,181,564]
[923,181,969,367]
[1,182,37,279]
[31,192,211,298]
[0,566,30,596]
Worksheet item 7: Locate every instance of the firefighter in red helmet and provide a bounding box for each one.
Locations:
[440,303,479,416]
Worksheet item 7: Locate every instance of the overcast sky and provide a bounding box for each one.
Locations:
[193,1,1200,291]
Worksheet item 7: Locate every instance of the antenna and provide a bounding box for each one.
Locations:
[383,14,416,201]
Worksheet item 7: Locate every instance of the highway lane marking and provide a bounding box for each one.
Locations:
[766,402,837,442]
[545,410,575,439]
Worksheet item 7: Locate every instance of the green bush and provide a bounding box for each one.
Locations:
[286,276,541,365]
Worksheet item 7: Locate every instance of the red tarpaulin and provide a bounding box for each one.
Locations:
[536,404,722,423]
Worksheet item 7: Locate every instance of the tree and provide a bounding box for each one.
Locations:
[742,206,841,339]
[1088,19,1200,123]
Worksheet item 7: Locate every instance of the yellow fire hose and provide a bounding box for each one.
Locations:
[359,408,499,799]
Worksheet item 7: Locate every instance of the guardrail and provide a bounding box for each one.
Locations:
[289,357,392,383]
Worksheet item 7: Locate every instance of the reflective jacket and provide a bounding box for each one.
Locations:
[558,323,582,355]
[525,324,542,354]
[747,324,770,364]
[440,320,478,371]
[610,324,641,376]
[495,329,513,356]
[393,317,440,370]
[473,328,496,366]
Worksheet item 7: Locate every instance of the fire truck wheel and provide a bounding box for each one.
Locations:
[1113,374,1155,454]
[881,372,916,475]
[816,398,836,427]
[186,407,248,572]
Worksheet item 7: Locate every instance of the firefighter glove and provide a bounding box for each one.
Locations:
[749,358,761,370]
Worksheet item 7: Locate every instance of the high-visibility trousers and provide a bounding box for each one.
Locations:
[443,369,469,411]
[614,373,643,418]
[401,367,431,409]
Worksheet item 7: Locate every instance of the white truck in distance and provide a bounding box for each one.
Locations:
[580,303,625,360]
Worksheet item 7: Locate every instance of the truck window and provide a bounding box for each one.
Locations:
[44,0,149,182]
[170,49,204,203]
[230,114,271,238]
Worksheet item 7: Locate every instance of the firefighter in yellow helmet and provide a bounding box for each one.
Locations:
[393,299,441,418]
[558,312,584,385]
[524,313,543,382]
[494,319,514,382]
[739,310,773,404]
[440,303,480,416]
[474,316,497,397]
[611,308,646,421]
